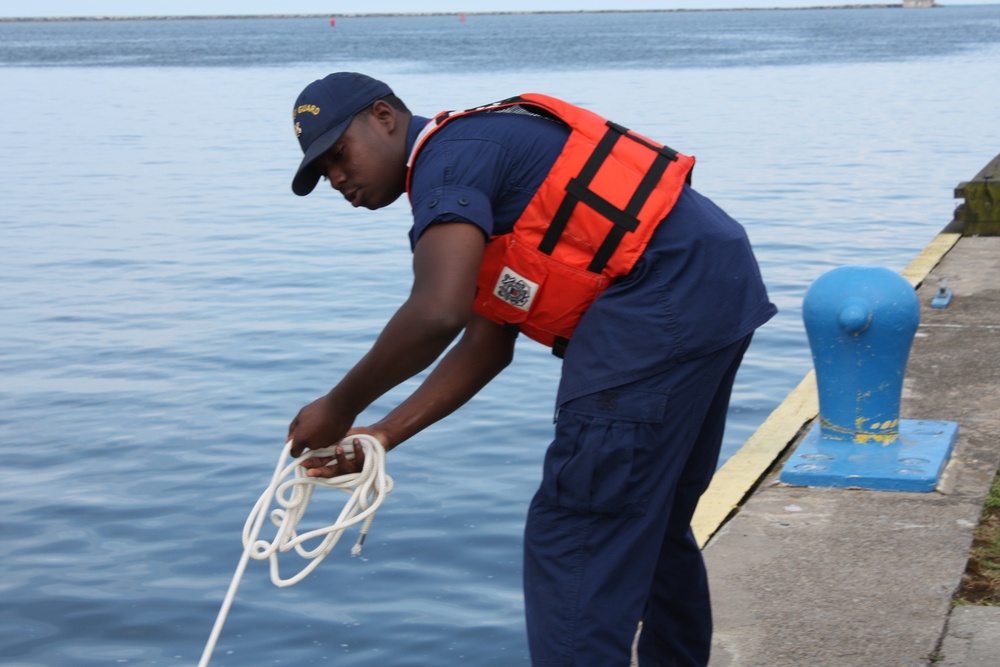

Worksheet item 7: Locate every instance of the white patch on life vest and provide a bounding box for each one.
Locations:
[493,267,538,311]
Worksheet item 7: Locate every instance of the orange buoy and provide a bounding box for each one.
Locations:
[459,13,466,22]
[330,17,336,27]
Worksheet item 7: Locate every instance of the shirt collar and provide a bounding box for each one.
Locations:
[405,115,431,166]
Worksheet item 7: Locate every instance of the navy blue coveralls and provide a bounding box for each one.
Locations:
[406,107,776,667]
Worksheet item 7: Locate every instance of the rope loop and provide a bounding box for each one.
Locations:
[200,434,393,667]
[245,434,394,587]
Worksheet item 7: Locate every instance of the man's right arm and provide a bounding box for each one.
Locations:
[287,221,490,456]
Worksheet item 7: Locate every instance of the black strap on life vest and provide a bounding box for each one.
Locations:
[502,324,569,358]
[552,336,570,359]
[501,322,521,339]
[538,121,683,274]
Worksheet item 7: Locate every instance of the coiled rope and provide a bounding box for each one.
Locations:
[198,434,393,667]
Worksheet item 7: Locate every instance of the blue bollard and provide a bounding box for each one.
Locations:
[780,265,958,492]
[807,265,918,443]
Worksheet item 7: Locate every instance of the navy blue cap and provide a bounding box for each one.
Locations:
[291,72,393,196]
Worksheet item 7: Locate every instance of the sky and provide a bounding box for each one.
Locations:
[0,0,995,19]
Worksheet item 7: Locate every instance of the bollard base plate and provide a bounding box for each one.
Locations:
[779,419,959,492]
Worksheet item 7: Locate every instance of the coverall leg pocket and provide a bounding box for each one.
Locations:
[540,387,668,517]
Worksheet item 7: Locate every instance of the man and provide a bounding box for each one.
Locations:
[286,71,775,666]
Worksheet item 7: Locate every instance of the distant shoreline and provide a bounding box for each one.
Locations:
[0,5,919,23]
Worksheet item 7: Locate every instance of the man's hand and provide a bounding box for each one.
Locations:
[298,429,389,478]
[286,393,354,457]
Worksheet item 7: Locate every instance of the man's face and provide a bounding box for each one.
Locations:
[315,103,407,210]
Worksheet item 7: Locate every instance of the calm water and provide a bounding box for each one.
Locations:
[2,7,1000,666]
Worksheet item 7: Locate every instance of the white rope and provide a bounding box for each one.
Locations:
[198,434,393,667]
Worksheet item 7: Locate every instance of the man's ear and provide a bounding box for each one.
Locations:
[370,99,398,132]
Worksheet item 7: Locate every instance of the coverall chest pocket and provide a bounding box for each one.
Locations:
[543,387,669,517]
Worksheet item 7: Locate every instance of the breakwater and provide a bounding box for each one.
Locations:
[0,6,908,22]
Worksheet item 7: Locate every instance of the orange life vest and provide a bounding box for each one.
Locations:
[406,93,694,357]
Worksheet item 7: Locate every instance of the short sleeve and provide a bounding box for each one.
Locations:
[405,111,569,250]
[407,132,515,249]
[409,184,493,249]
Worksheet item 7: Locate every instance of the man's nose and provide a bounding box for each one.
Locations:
[325,166,346,191]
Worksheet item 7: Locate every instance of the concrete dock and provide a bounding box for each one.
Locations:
[699,233,1000,666]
